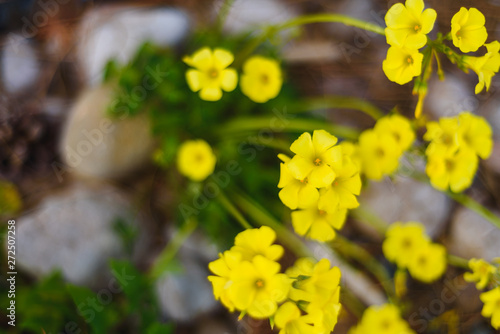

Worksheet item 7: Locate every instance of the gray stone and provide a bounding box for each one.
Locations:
[425,75,474,119]
[77,6,190,86]
[359,174,451,238]
[448,207,500,262]
[15,182,135,286]
[1,33,40,93]
[59,84,155,180]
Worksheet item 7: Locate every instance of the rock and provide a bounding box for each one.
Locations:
[325,0,379,40]
[15,182,136,286]
[425,75,473,119]
[220,0,297,35]
[78,6,190,86]
[359,175,451,238]
[1,33,40,93]
[59,84,155,180]
[282,40,342,63]
[155,231,219,321]
[447,207,500,262]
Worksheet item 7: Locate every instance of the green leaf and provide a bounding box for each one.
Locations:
[146,322,175,334]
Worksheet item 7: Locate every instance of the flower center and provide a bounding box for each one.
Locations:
[406,56,414,64]
[401,238,412,249]
[418,256,427,266]
[209,69,219,78]
[318,210,326,216]
[375,148,385,158]
[255,279,265,288]
[445,159,455,171]
[314,158,322,166]
[261,74,269,84]
[413,24,422,32]
[300,177,309,184]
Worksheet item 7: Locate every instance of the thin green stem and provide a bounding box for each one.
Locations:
[215,0,235,31]
[230,191,312,258]
[351,207,388,236]
[219,116,361,140]
[447,254,469,270]
[445,191,500,231]
[291,97,385,120]
[331,235,396,300]
[217,192,253,229]
[277,14,386,35]
[149,217,198,280]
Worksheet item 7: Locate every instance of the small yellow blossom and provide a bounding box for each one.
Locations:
[407,242,447,283]
[383,46,424,85]
[183,47,238,101]
[240,56,282,103]
[349,304,416,334]
[228,255,290,318]
[359,129,401,180]
[339,141,362,171]
[424,117,462,156]
[318,159,361,210]
[287,130,342,188]
[383,222,430,268]
[278,158,320,210]
[374,114,415,152]
[208,250,242,311]
[425,148,478,192]
[177,140,217,181]
[274,302,315,334]
[451,8,488,53]
[464,41,500,94]
[291,202,347,242]
[464,258,497,290]
[231,226,284,262]
[385,0,437,49]
[304,287,341,333]
[458,112,493,159]
[480,287,500,329]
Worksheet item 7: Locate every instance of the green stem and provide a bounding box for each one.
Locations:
[446,191,500,230]
[149,217,198,280]
[291,97,385,120]
[447,254,469,270]
[230,191,312,258]
[351,207,388,236]
[219,116,361,140]
[217,192,253,229]
[331,235,396,300]
[215,0,235,31]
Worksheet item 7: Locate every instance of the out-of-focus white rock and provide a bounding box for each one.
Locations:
[155,231,219,321]
[325,0,378,40]
[447,207,500,262]
[78,7,190,86]
[220,0,297,35]
[359,175,451,238]
[15,182,135,286]
[425,75,474,119]
[1,33,40,93]
[59,84,155,180]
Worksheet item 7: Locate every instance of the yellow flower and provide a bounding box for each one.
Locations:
[464,258,497,290]
[451,8,488,53]
[240,56,282,103]
[231,226,284,262]
[464,41,500,94]
[208,250,242,311]
[382,222,430,268]
[177,140,217,181]
[183,47,238,101]
[278,157,320,210]
[424,117,462,156]
[291,202,347,242]
[349,304,416,334]
[339,141,362,171]
[425,148,478,192]
[274,302,316,334]
[318,159,361,210]
[480,287,500,330]
[383,46,424,85]
[228,255,290,318]
[458,112,493,159]
[407,242,447,283]
[374,115,415,152]
[304,287,341,333]
[287,130,342,188]
[385,0,437,49]
[359,129,401,180]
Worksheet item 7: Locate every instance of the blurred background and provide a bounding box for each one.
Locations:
[1,0,500,333]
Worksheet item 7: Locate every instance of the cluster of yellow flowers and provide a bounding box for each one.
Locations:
[464,258,500,330]
[183,47,282,102]
[176,139,217,181]
[349,304,415,334]
[350,114,415,181]
[383,0,500,92]
[278,130,361,242]
[207,226,342,333]
[383,222,447,283]
[424,112,493,192]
